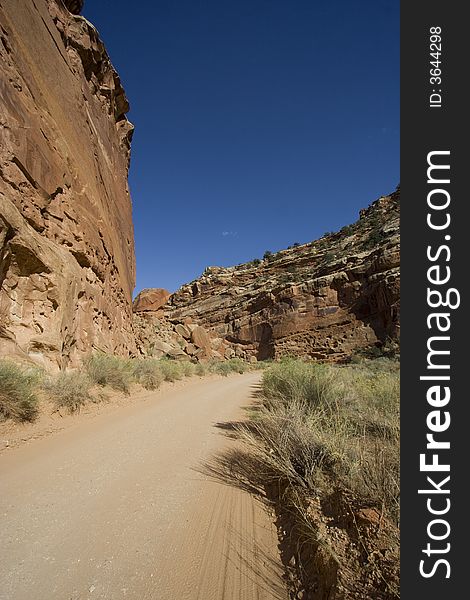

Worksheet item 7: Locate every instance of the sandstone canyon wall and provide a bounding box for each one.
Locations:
[164,189,400,362]
[0,0,136,368]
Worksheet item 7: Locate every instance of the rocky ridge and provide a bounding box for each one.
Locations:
[136,189,399,362]
[0,0,136,368]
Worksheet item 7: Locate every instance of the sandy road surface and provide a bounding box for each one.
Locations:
[0,373,287,600]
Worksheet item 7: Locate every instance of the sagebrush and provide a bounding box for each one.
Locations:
[0,360,40,422]
[84,353,132,393]
[43,371,93,413]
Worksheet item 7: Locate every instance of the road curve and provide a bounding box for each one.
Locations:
[0,372,287,600]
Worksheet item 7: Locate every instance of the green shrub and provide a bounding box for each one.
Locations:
[0,360,39,422]
[131,359,164,390]
[43,371,93,413]
[84,353,132,393]
[323,251,335,262]
[363,228,386,249]
[340,224,355,236]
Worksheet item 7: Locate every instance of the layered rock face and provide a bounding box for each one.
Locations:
[166,190,400,361]
[0,0,136,368]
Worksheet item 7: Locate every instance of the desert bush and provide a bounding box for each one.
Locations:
[84,353,132,393]
[346,367,399,434]
[323,251,335,262]
[227,358,249,373]
[182,361,197,377]
[131,359,164,390]
[43,371,93,413]
[340,224,355,236]
[157,358,184,382]
[194,362,207,376]
[208,361,233,376]
[209,358,249,376]
[363,228,386,249]
[252,359,400,523]
[0,360,39,422]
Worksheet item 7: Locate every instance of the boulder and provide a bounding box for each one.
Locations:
[151,340,174,355]
[133,288,171,313]
[185,343,198,356]
[210,337,225,351]
[167,348,190,360]
[175,323,191,339]
[190,325,211,351]
[224,347,236,359]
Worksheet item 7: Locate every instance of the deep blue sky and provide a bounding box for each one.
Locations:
[84,0,399,294]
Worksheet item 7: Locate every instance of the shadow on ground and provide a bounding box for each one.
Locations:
[193,383,290,600]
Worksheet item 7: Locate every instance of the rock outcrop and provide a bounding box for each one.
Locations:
[0,0,136,368]
[133,312,228,362]
[133,288,171,314]
[165,189,400,361]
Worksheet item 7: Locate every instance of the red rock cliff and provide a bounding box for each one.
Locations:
[167,189,400,361]
[0,0,136,368]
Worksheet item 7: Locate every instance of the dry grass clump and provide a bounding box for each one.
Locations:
[223,357,400,597]
[157,357,185,382]
[194,362,207,376]
[208,358,250,376]
[43,371,94,413]
[179,361,196,377]
[261,359,335,408]
[243,358,400,524]
[84,353,132,393]
[0,360,40,422]
[131,358,164,390]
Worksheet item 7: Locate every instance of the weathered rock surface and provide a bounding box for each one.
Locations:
[166,190,400,361]
[0,0,136,368]
[133,288,171,313]
[133,312,225,362]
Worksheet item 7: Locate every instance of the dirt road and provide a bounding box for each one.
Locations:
[0,373,287,600]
